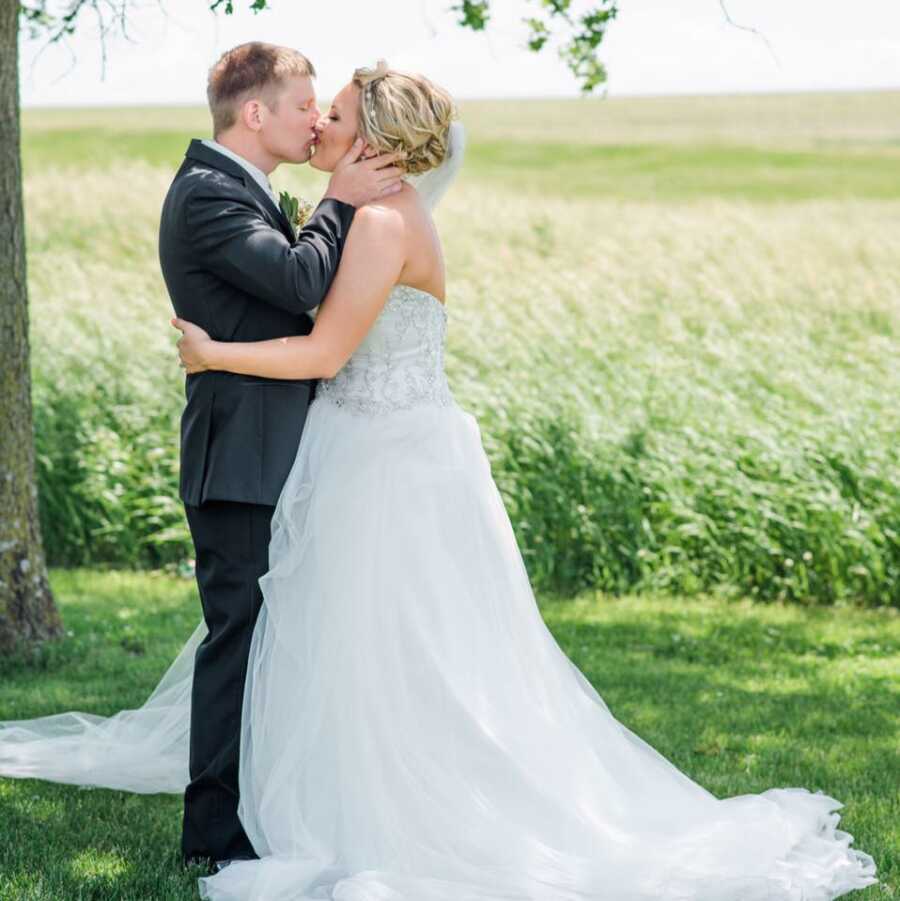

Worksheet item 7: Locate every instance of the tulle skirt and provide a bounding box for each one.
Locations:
[192,397,877,901]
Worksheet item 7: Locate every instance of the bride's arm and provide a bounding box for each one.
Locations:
[173,205,405,380]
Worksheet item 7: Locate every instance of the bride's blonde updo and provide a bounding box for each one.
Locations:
[353,60,456,175]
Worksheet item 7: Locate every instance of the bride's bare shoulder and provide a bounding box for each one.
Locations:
[345,195,405,252]
[349,184,433,262]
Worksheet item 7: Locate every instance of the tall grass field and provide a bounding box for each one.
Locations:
[21,92,900,604]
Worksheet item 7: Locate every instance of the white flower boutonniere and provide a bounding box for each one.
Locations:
[278,190,315,238]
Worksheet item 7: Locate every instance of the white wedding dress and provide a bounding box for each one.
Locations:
[0,123,878,901]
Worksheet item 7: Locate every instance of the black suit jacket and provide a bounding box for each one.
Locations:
[159,139,355,507]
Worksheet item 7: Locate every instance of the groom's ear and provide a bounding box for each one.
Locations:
[242,99,265,133]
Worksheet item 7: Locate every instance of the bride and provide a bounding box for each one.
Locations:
[1,62,878,901]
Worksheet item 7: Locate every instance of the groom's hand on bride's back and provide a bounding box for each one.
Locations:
[325,138,405,208]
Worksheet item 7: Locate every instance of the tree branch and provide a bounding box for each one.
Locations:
[719,0,781,69]
[22,0,621,94]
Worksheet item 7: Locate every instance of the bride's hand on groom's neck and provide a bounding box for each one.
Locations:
[325,138,406,209]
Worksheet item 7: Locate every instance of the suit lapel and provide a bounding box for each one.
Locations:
[184,139,296,243]
[244,177,297,243]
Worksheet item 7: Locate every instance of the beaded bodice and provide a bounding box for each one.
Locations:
[313,284,454,416]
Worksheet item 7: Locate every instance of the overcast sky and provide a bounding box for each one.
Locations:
[18,0,900,106]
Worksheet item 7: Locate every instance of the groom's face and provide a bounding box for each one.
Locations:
[259,74,321,165]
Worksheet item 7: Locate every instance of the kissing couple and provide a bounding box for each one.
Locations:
[0,40,877,901]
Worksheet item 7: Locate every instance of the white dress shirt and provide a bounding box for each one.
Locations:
[201,138,280,209]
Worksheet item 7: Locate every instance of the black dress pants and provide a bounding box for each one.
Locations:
[181,499,274,864]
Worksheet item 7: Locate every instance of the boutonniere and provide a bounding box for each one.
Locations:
[278,190,315,237]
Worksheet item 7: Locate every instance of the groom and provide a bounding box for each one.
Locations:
[158,42,403,870]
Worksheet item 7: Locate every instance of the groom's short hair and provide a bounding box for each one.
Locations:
[207,42,316,136]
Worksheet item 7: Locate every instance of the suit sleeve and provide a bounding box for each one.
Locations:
[184,188,356,314]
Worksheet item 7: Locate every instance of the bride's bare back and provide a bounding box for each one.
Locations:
[369,181,446,304]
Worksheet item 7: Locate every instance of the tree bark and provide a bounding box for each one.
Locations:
[0,0,62,652]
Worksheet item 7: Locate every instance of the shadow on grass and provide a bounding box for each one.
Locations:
[1,575,896,898]
[1,779,198,900]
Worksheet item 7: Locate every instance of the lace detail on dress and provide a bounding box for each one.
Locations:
[315,284,455,416]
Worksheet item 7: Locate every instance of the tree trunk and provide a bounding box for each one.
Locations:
[0,0,62,653]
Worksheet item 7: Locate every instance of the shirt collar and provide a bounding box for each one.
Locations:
[201,139,276,202]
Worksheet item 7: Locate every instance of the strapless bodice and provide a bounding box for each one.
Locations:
[313,284,454,416]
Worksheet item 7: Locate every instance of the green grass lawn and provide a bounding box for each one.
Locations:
[1,570,897,899]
